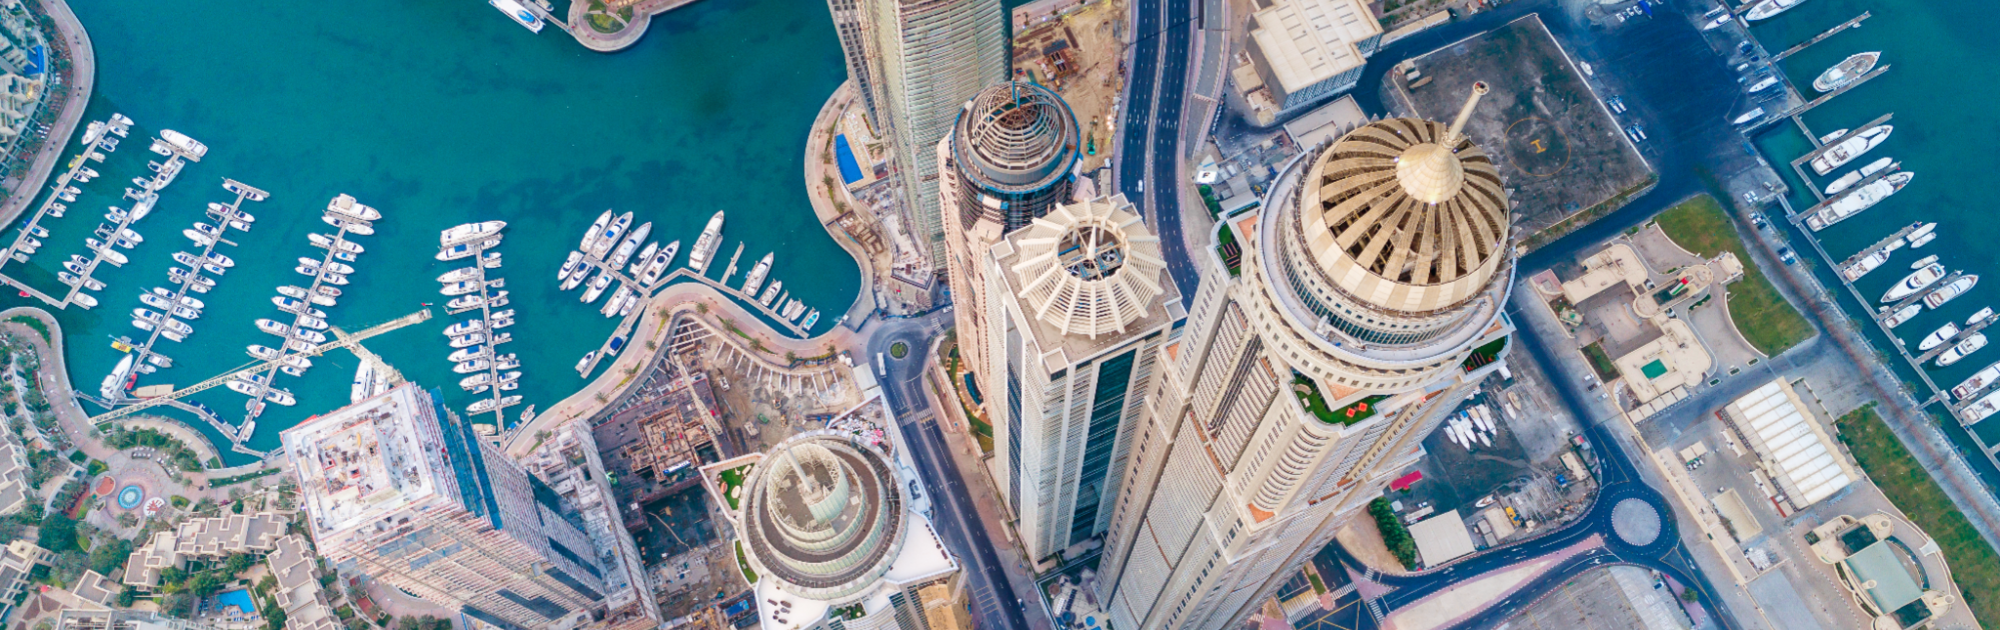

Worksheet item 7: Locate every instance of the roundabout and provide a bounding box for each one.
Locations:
[1611,497,1661,546]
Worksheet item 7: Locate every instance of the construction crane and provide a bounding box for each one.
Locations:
[91,309,433,424]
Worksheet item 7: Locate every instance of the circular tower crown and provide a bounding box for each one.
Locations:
[952,81,1080,232]
[1007,197,1166,338]
[1294,82,1508,313]
[739,432,906,600]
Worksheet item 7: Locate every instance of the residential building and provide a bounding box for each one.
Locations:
[1244,0,1383,112]
[121,512,289,587]
[824,0,880,126]
[1095,83,1515,630]
[1,540,53,618]
[939,80,1081,403]
[283,384,611,630]
[518,420,663,630]
[0,424,28,516]
[981,195,1184,562]
[267,535,343,630]
[848,0,1008,269]
[55,610,218,630]
[729,430,967,630]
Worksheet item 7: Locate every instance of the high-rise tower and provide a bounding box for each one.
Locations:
[824,0,880,125]
[1095,83,1515,630]
[939,81,1080,402]
[982,196,1183,563]
[854,0,1008,270]
[283,385,614,630]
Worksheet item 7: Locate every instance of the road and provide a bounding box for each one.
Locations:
[1116,0,1201,305]
[864,313,1037,630]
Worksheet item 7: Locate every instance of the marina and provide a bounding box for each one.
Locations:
[436,221,524,426]
[0,114,141,306]
[227,193,379,429]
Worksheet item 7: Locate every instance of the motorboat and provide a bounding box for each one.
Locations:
[296,316,330,330]
[206,253,236,268]
[439,267,481,284]
[461,373,494,390]
[480,251,502,268]
[184,229,215,247]
[1746,75,1779,93]
[1910,222,1937,240]
[647,241,680,282]
[132,307,163,324]
[451,332,486,348]
[1813,52,1880,92]
[601,286,630,317]
[581,271,612,303]
[171,305,200,320]
[1926,275,1977,309]
[490,309,515,320]
[1910,232,1937,248]
[1811,125,1892,175]
[351,362,382,403]
[99,355,135,399]
[1969,308,1995,326]
[284,339,314,353]
[99,249,129,266]
[300,257,355,275]
[159,129,207,158]
[467,395,522,414]
[606,222,652,269]
[437,239,498,261]
[257,319,291,336]
[47,203,65,218]
[441,280,483,296]
[292,328,328,344]
[310,233,365,254]
[168,268,215,290]
[1938,334,1988,367]
[488,332,512,345]
[1825,157,1894,196]
[441,221,507,245]
[607,334,627,356]
[323,215,373,236]
[248,345,282,361]
[741,252,773,297]
[450,346,490,363]
[627,242,659,276]
[557,251,584,284]
[1744,0,1803,20]
[118,228,143,244]
[445,320,484,337]
[1953,362,2000,400]
[264,389,296,406]
[315,271,351,286]
[62,272,105,291]
[579,210,613,252]
[687,211,725,273]
[327,194,383,221]
[448,291,498,310]
[1883,264,1946,302]
[223,180,268,201]
[490,315,515,329]
[456,360,491,375]
[495,354,520,370]
[225,379,265,398]
[1919,324,1961,352]
[498,371,521,384]
[106,207,128,223]
[801,310,820,330]
[281,364,306,378]
[271,297,326,319]
[284,355,313,371]
[192,222,222,237]
[1805,172,1914,231]
[153,287,202,309]
[575,352,596,375]
[139,293,175,311]
[590,212,633,259]
[63,258,87,275]
[467,384,491,395]
[760,280,783,307]
[1963,391,2000,424]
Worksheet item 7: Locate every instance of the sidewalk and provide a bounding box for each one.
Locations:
[0,0,94,228]
[919,361,1054,630]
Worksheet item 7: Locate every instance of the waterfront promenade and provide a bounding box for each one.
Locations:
[804,80,887,327]
[0,0,93,229]
[567,0,704,52]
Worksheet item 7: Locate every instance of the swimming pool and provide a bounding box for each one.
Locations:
[216,589,256,615]
[833,134,863,185]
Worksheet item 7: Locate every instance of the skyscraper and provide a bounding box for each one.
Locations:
[850,0,1008,270]
[982,195,1184,563]
[283,385,615,630]
[939,80,1080,402]
[1095,83,1515,630]
[824,0,880,125]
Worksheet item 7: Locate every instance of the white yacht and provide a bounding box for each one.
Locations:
[324,215,373,235]
[468,395,522,414]
[1919,323,1960,352]
[607,222,652,269]
[1962,390,2000,424]
[741,252,773,297]
[456,361,491,376]
[438,267,481,284]
[450,346,490,363]
[309,233,364,254]
[1883,264,1946,303]
[248,345,282,362]
[557,251,584,284]
[640,241,678,285]
[1811,125,1893,175]
[1813,52,1880,92]
[100,355,134,399]
[601,287,632,318]
[1806,172,1914,231]
[759,280,783,307]
[1953,362,2000,401]
[687,211,725,273]
[1824,157,1892,195]
[436,239,497,261]
[1938,334,1988,367]
[450,333,486,349]
[627,242,659,276]
[159,129,207,158]
[581,272,612,303]
[154,287,202,309]
[1926,275,1978,309]
[590,212,633,260]
[579,210,613,253]
[445,320,485,337]
[1910,232,1937,248]
[327,194,383,221]
[441,221,507,245]
[256,319,291,336]
[441,280,484,296]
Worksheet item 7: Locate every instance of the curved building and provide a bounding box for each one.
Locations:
[1096,83,1516,630]
[950,81,1080,234]
[733,430,965,630]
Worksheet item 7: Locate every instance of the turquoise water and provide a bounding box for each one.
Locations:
[0,0,854,461]
[1748,1,2000,440]
[214,589,255,615]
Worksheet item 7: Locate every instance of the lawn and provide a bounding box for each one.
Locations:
[1835,404,2000,628]
[719,465,752,511]
[1654,194,1813,356]
[1581,342,1621,381]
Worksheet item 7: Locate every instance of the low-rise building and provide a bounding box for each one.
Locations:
[121,512,289,587]
[1,540,54,618]
[1807,513,1957,629]
[267,535,342,630]
[1244,0,1384,112]
[1716,380,1859,515]
[0,423,30,516]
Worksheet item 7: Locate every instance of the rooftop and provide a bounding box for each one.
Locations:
[1723,380,1857,508]
[995,195,1187,373]
[952,81,1078,193]
[739,431,906,601]
[281,385,448,539]
[1249,0,1382,93]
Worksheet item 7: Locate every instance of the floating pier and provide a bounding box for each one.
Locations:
[1917,313,1999,365]
[112,180,268,393]
[1838,223,1920,270]
[231,193,372,429]
[0,114,134,307]
[437,224,522,425]
[1772,12,1870,61]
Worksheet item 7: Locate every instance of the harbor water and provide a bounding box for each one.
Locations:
[0,0,855,461]
[1749,1,2000,443]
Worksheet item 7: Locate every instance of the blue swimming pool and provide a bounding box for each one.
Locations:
[833,134,863,185]
[216,589,256,615]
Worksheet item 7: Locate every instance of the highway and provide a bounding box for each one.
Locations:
[866,314,1038,630]
[1117,0,1201,304]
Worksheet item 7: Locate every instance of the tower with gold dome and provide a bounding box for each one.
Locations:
[1092,84,1515,630]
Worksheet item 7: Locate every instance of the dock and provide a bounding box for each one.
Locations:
[0,114,134,308]
[1789,161,1901,229]
[665,267,809,337]
[1771,12,1869,61]
[112,181,268,390]
[1838,223,1920,270]
[1787,65,1889,118]
[1882,271,1961,316]
[232,193,370,429]
[1916,313,1999,365]
[437,229,522,426]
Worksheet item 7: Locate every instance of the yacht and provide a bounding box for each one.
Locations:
[437,239,498,261]
[171,305,201,320]
[801,309,820,330]
[153,288,202,309]
[159,130,207,158]
[1953,362,2000,401]
[1910,232,1937,248]
[575,352,596,375]
[264,389,296,406]
[1938,334,1988,367]
[256,319,291,337]
[461,373,494,390]
[1908,221,1937,240]
[495,354,521,370]
[327,194,383,221]
[741,252,773,297]
[296,316,330,330]
[1963,391,2000,424]
[687,211,725,273]
[441,221,507,245]
[168,268,215,291]
[101,355,135,399]
[451,333,487,349]
[468,395,522,414]
[1919,324,1961,351]
[560,261,592,291]
[438,267,481,284]
[627,242,659,276]
[1883,264,1946,303]
[324,215,374,236]
[139,292,177,312]
[607,222,653,269]
[225,379,265,399]
[557,251,585,284]
[480,251,502,268]
[455,361,491,375]
[450,346,490,363]
[1746,75,1779,93]
[441,280,484,296]
[1824,157,1893,196]
[1970,307,1995,326]
[639,241,678,285]
[248,345,282,362]
[601,287,632,317]
[271,297,326,319]
[1811,125,1893,175]
[581,271,613,303]
[1813,52,1880,92]
[292,328,328,344]
[310,233,365,254]
[449,291,503,311]
[1805,172,1914,231]
[590,212,634,259]
[99,249,128,266]
[300,258,355,275]
[47,203,65,218]
[579,210,613,253]
[184,229,215,247]
[759,280,783,307]
[1744,0,1804,20]
[445,320,485,337]
[118,228,143,244]
[1926,275,1977,309]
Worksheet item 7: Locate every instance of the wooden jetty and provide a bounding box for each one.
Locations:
[1772,12,1870,61]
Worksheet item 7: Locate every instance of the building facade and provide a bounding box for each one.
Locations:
[825,0,881,126]
[283,385,613,630]
[851,0,1008,270]
[939,81,1080,404]
[982,196,1184,562]
[1095,84,1515,630]
[1244,0,1383,112]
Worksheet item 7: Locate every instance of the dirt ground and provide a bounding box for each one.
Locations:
[1386,15,1653,242]
[1011,0,1126,171]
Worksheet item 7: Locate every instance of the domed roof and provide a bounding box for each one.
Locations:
[1293,83,1510,313]
[1007,197,1167,338]
[739,433,905,599]
[952,81,1079,192]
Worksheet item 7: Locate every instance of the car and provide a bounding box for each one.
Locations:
[1777,247,1798,265]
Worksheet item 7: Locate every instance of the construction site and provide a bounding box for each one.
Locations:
[1010,0,1128,171]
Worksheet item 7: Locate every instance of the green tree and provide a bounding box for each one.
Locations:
[37,513,78,552]
[89,537,132,575]
[224,553,256,576]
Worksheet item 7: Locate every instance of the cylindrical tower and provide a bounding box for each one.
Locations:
[950,81,1081,234]
[736,431,907,602]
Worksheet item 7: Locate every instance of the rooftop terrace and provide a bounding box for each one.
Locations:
[281,386,444,537]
